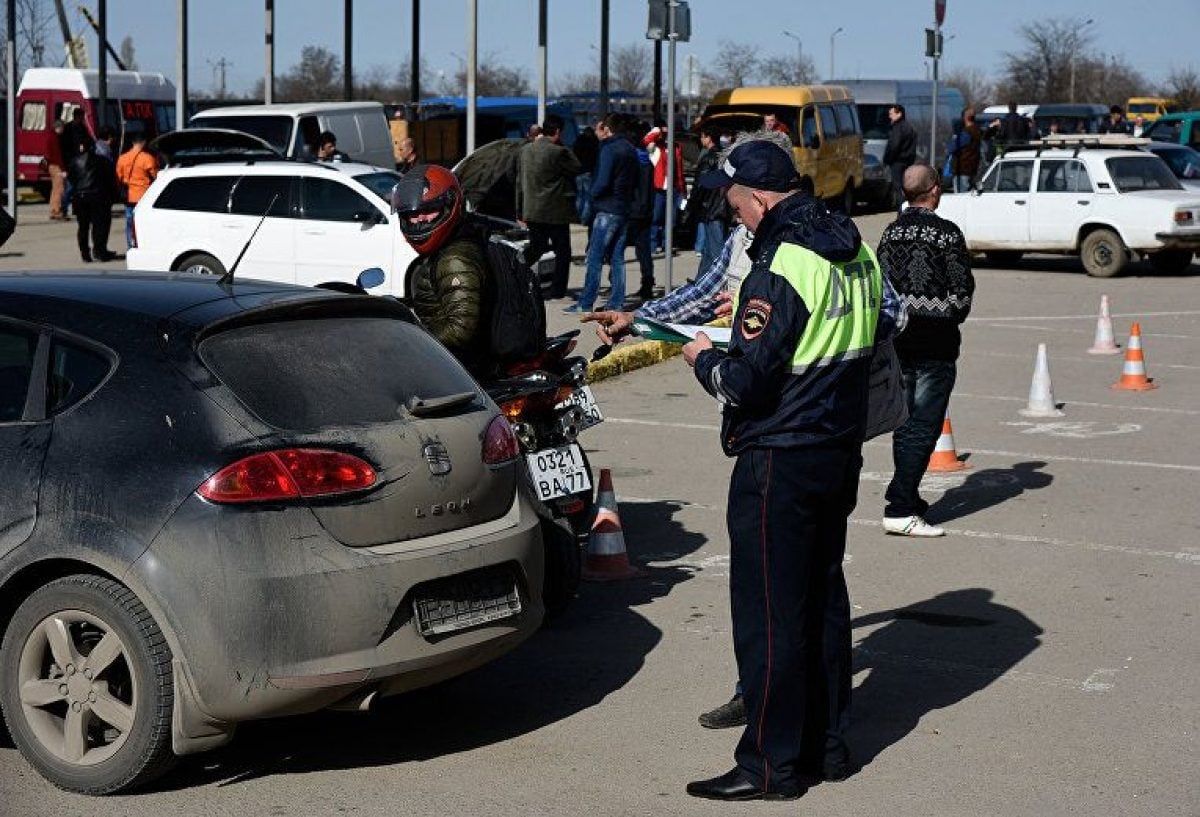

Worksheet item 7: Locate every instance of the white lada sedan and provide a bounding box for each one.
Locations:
[938,137,1200,277]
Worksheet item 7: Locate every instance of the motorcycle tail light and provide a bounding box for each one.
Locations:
[499,395,529,419]
[482,415,521,464]
[198,449,376,503]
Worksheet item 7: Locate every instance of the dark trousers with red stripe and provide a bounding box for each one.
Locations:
[728,443,861,791]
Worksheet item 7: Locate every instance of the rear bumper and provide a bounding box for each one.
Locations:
[1153,232,1200,250]
[132,492,544,733]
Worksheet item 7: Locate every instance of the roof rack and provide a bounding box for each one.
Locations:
[1023,134,1150,158]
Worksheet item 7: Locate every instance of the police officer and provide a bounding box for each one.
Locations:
[681,140,886,801]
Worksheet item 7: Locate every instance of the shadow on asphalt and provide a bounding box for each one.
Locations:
[847,588,1043,771]
[926,461,1053,524]
[156,500,706,791]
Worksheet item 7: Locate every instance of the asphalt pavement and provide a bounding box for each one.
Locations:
[1,203,1198,815]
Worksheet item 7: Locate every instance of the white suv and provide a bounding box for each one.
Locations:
[938,136,1200,276]
[127,158,417,294]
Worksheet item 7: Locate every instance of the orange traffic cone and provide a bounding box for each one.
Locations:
[1111,323,1157,391]
[581,469,642,581]
[927,411,969,472]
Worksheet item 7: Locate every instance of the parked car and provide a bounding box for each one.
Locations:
[0,271,545,794]
[1126,96,1181,122]
[937,137,1200,276]
[127,136,418,295]
[701,84,864,212]
[189,101,396,169]
[1144,141,1200,190]
[1142,111,1200,150]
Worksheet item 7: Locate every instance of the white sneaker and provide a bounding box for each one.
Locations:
[883,515,945,537]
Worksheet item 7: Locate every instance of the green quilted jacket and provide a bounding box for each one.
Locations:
[407,233,490,375]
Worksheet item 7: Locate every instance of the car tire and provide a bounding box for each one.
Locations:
[174,252,226,277]
[540,514,582,620]
[985,250,1024,267]
[0,575,176,795]
[1080,229,1129,278]
[1148,249,1194,275]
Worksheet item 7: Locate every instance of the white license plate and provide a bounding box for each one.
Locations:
[555,385,604,429]
[527,443,592,501]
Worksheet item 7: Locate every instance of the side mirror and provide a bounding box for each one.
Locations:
[356,267,386,290]
[353,210,387,225]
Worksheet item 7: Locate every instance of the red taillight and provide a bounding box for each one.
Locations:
[482,415,521,464]
[197,449,377,503]
[498,391,558,419]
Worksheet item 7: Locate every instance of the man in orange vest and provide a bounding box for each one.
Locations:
[115,131,159,250]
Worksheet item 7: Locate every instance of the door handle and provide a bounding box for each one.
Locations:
[1014,200,1027,206]
[1076,200,1091,205]
[220,221,244,229]
[302,228,326,235]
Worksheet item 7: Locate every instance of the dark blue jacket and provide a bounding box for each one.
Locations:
[694,194,883,454]
[590,135,638,217]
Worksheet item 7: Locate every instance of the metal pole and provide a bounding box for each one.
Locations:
[598,0,609,117]
[829,27,842,81]
[653,40,661,118]
[98,0,107,127]
[536,0,547,126]
[6,0,17,218]
[343,0,352,100]
[466,0,476,154]
[664,1,678,292]
[930,20,939,164]
[176,1,188,125]
[264,0,273,103]
[410,0,420,102]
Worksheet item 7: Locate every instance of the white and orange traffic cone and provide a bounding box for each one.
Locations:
[1111,323,1157,391]
[581,469,642,581]
[927,411,969,472]
[1087,294,1121,355]
[1019,343,1065,417]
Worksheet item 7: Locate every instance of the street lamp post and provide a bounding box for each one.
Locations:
[783,30,802,81]
[829,26,843,80]
[1069,18,1094,103]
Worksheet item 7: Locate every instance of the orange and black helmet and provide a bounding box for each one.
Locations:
[391,164,463,255]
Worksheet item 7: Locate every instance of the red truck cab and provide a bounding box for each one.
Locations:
[15,67,176,193]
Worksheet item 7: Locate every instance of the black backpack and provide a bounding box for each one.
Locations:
[484,235,547,364]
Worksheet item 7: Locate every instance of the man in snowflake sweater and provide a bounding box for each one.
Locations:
[876,164,976,537]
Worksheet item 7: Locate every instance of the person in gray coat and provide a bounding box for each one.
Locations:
[516,114,582,299]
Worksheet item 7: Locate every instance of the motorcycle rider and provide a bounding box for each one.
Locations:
[392,164,492,378]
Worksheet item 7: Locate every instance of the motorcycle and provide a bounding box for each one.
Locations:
[483,330,602,618]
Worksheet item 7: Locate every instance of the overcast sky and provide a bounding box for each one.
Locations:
[54,0,1200,98]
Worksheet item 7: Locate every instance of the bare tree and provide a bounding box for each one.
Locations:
[1067,55,1148,108]
[1162,65,1200,110]
[611,43,650,96]
[760,52,817,86]
[275,45,342,101]
[553,69,600,96]
[943,67,994,109]
[999,17,1094,102]
[2,0,56,93]
[706,40,760,91]
[439,54,531,97]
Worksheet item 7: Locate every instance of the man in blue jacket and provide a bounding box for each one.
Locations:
[566,114,638,313]
[681,140,887,801]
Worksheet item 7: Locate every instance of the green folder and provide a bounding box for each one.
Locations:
[631,316,731,349]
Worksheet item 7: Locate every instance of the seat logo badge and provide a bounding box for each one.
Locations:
[423,442,452,475]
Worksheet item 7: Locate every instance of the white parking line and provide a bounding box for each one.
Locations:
[974,310,1200,322]
[977,323,1198,340]
[969,349,1200,371]
[605,416,1200,471]
[617,496,1200,565]
[953,391,1200,415]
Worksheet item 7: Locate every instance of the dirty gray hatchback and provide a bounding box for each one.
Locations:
[0,271,544,794]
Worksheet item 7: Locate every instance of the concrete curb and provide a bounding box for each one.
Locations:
[586,318,731,384]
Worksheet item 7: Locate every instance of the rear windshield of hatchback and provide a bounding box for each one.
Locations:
[198,317,480,429]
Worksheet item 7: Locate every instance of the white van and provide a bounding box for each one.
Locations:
[190,101,395,168]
